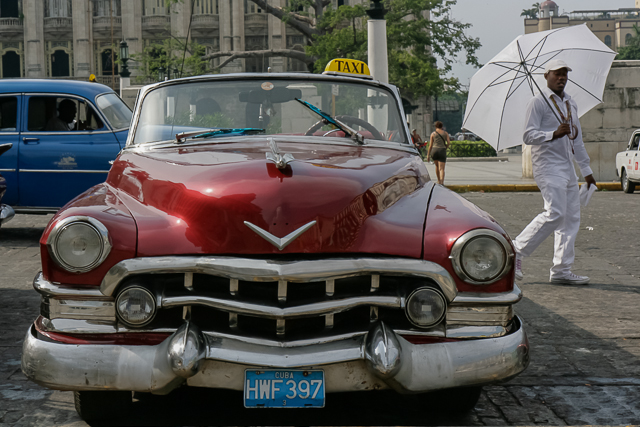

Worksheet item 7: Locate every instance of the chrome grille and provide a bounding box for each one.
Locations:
[159,272,411,339]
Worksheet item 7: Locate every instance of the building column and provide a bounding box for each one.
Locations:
[122,0,143,76]
[72,0,92,77]
[23,0,45,77]
[268,0,284,72]
[231,0,244,72]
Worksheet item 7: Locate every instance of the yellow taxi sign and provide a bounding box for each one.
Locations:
[323,58,372,79]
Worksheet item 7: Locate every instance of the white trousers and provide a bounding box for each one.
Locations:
[513,174,581,279]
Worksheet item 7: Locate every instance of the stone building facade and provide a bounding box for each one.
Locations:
[0,0,319,80]
[1,0,432,139]
[524,0,640,51]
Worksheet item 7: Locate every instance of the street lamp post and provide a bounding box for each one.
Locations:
[158,66,166,82]
[118,40,131,97]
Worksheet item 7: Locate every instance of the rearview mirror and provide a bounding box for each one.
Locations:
[239,87,303,104]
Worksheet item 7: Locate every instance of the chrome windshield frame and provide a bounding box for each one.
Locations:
[126,73,412,149]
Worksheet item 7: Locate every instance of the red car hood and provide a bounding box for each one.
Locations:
[107,139,432,257]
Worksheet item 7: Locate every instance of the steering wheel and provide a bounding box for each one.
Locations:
[304,115,383,141]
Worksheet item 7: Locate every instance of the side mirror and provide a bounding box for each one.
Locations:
[0,143,13,158]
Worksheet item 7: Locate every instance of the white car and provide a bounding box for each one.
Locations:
[616,130,640,193]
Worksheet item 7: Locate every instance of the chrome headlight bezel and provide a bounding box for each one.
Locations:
[46,216,112,273]
[405,287,447,328]
[449,229,513,285]
[115,286,157,328]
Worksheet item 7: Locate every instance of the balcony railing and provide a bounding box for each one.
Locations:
[142,15,171,31]
[0,17,23,35]
[44,17,73,31]
[93,16,122,28]
[192,14,219,29]
[245,13,268,26]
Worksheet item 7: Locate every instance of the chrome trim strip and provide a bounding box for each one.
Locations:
[19,169,109,173]
[46,216,112,273]
[14,207,58,214]
[21,131,114,136]
[0,133,18,135]
[0,169,16,172]
[160,294,404,319]
[47,299,115,321]
[446,306,513,326]
[449,229,514,285]
[33,272,106,298]
[100,256,458,302]
[37,311,510,342]
[446,325,509,339]
[450,284,522,305]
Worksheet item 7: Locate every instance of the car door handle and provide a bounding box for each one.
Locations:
[23,137,40,144]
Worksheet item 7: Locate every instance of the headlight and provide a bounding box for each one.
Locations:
[450,229,513,285]
[405,287,446,328]
[116,286,157,327]
[47,216,111,273]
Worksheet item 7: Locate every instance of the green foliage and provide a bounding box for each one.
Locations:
[520,3,540,19]
[169,111,233,129]
[447,140,496,158]
[305,0,481,97]
[617,24,640,60]
[131,39,211,83]
[307,5,368,65]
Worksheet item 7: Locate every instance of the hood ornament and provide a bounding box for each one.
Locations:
[244,220,316,250]
[266,137,294,169]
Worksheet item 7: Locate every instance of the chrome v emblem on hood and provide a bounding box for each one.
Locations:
[244,220,316,250]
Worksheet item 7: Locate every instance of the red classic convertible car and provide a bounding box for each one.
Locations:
[22,60,529,421]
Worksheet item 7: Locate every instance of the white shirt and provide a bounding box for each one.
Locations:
[523,87,593,180]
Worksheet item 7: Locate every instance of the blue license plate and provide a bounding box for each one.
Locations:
[244,369,325,408]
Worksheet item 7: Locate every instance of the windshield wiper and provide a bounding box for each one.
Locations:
[175,128,265,143]
[294,98,364,144]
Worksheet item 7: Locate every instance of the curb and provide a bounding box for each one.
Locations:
[447,182,622,193]
[446,157,508,162]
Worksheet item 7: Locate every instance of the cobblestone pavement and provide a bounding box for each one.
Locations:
[1,191,640,426]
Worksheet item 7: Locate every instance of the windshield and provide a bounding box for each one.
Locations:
[96,93,133,129]
[133,78,408,145]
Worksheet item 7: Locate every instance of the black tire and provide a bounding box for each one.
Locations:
[399,386,482,414]
[74,390,132,422]
[622,169,636,194]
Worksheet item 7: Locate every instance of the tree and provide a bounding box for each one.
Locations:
[520,3,540,19]
[130,38,210,82]
[617,24,640,60]
[202,0,481,97]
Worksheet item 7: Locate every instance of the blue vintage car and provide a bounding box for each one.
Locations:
[0,80,132,221]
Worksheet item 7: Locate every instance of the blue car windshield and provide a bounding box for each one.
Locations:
[133,78,408,145]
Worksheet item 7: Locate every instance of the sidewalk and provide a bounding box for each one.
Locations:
[425,153,622,192]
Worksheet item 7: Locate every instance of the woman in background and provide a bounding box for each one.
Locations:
[427,121,450,185]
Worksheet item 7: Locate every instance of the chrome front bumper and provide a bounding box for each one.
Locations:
[22,317,529,395]
[0,204,14,226]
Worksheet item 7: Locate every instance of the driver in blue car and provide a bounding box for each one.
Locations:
[46,99,77,131]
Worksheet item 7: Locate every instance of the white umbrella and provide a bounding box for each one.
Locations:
[462,24,616,151]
